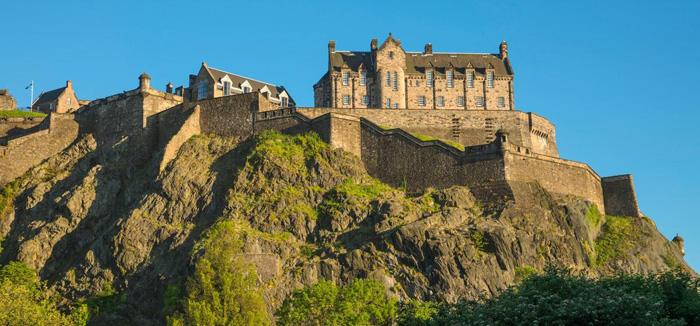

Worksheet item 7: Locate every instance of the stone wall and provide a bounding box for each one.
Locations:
[0,90,17,111]
[156,104,201,171]
[602,175,642,217]
[297,107,559,157]
[0,117,43,138]
[0,113,79,186]
[310,113,361,157]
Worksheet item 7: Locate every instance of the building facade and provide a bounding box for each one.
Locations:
[181,62,294,108]
[32,80,81,114]
[314,34,514,110]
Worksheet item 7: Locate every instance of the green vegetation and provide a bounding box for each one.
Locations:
[167,221,269,326]
[0,262,87,326]
[470,229,488,260]
[275,279,397,326]
[0,179,21,217]
[85,282,126,320]
[249,130,327,171]
[0,110,46,118]
[409,132,466,151]
[594,215,640,266]
[396,300,439,326]
[586,204,602,228]
[514,265,537,283]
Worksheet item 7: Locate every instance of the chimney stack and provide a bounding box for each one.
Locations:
[166,82,173,94]
[500,41,508,59]
[139,72,151,90]
[370,38,378,51]
[66,80,73,89]
[424,43,433,55]
[328,40,336,53]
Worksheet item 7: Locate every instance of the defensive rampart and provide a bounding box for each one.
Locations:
[0,117,44,139]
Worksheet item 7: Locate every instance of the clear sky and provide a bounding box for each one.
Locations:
[1,0,699,270]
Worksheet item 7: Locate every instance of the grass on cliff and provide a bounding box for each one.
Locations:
[0,110,46,118]
[594,215,642,266]
[409,132,466,151]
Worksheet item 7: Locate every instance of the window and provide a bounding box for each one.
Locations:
[437,96,444,107]
[409,80,412,86]
[457,96,465,107]
[389,51,394,59]
[393,103,398,109]
[426,70,434,87]
[67,97,71,105]
[487,72,494,88]
[418,96,426,106]
[393,71,398,91]
[385,72,390,87]
[223,81,231,96]
[50,102,55,112]
[415,81,420,87]
[197,82,207,99]
[447,70,454,88]
[362,95,369,105]
[386,98,391,108]
[342,95,350,105]
[498,97,505,107]
[243,86,251,93]
[360,72,366,85]
[467,72,474,88]
[342,72,349,86]
[477,97,484,107]
[281,97,288,107]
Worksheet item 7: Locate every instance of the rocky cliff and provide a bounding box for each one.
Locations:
[0,131,691,325]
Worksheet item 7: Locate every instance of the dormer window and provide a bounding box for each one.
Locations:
[487,72,494,88]
[223,81,231,96]
[243,86,251,93]
[426,70,434,87]
[281,97,288,107]
[467,72,474,88]
[360,71,366,86]
[342,72,349,86]
[447,70,454,88]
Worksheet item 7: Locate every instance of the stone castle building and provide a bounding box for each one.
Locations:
[181,62,294,108]
[0,89,17,111]
[32,80,82,114]
[314,34,513,110]
[0,35,644,220]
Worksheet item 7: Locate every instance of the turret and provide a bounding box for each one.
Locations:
[166,82,173,94]
[139,72,151,90]
[672,234,685,256]
[424,43,433,55]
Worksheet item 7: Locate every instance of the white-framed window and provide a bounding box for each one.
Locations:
[426,70,434,87]
[447,70,454,88]
[360,72,366,86]
[457,96,465,107]
[385,72,390,87]
[197,82,207,99]
[281,97,288,107]
[477,97,484,107]
[498,97,505,107]
[67,97,71,105]
[386,98,391,108]
[342,72,349,86]
[418,96,426,106]
[243,86,251,93]
[467,72,474,88]
[362,95,369,105]
[415,80,420,87]
[437,96,444,107]
[393,103,398,109]
[342,95,350,105]
[223,81,231,96]
[393,71,398,91]
[487,72,494,88]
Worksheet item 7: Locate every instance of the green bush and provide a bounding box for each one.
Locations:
[595,215,638,266]
[275,279,397,326]
[167,221,269,326]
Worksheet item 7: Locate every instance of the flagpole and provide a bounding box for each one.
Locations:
[30,81,33,111]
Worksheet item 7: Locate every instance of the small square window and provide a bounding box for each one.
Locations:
[477,97,484,107]
[498,97,505,107]
[457,96,465,107]
[437,96,444,107]
[342,95,350,105]
[418,96,426,106]
[362,95,369,105]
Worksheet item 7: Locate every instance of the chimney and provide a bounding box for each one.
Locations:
[166,82,173,94]
[189,74,197,87]
[424,43,433,55]
[202,61,207,67]
[139,72,151,90]
[370,38,378,51]
[500,41,508,59]
[66,80,73,89]
[328,40,336,53]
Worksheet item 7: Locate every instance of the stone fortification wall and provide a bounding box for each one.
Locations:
[0,113,79,186]
[0,117,44,139]
[196,92,261,138]
[155,104,201,171]
[296,107,559,157]
[0,91,17,111]
[602,175,641,217]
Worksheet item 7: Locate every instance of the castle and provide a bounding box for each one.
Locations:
[0,34,642,218]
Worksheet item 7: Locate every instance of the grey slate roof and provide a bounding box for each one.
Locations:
[206,67,295,105]
[330,51,512,76]
[34,87,66,105]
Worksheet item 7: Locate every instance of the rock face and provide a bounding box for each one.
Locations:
[0,131,692,325]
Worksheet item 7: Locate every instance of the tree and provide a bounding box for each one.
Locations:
[167,221,269,326]
[276,278,396,326]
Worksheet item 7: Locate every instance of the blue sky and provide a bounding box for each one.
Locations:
[1,0,699,270]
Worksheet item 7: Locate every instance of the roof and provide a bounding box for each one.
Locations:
[330,51,512,76]
[205,66,295,105]
[33,87,66,105]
